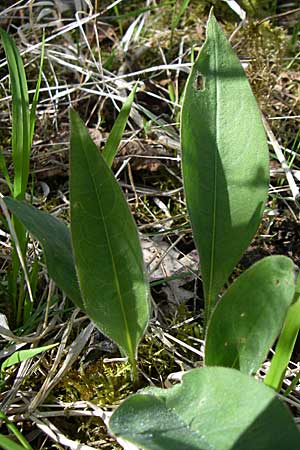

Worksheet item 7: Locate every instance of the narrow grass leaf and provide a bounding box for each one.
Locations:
[170,0,191,46]
[0,411,33,450]
[265,298,300,391]
[265,272,300,391]
[171,0,191,31]
[29,31,45,144]
[0,28,31,323]
[70,109,150,366]
[1,343,58,371]
[0,151,13,193]
[4,197,83,310]
[23,256,39,322]
[0,28,30,199]
[181,11,269,321]
[205,256,296,374]
[0,435,31,450]
[102,83,137,167]
[109,367,300,450]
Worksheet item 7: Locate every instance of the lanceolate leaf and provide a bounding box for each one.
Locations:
[70,109,150,366]
[1,343,58,371]
[205,256,296,374]
[109,367,300,450]
[4,198,84,310]
[181,12,269,321]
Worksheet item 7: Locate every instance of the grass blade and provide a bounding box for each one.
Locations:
[265,273,300,391]
[102,83,137,167]
[0,151,13,194]
[0,28,32,324]
[171,0,191,31]
[29,30,45,144]
[0,28,30,199]
[0,411,33,450]
[0,434,32,450]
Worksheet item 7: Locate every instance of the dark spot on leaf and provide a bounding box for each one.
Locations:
[194,73,205,92]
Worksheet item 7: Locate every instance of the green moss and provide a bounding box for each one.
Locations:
[57,359,133,406]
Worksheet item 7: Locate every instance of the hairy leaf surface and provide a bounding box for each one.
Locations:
[109,367,300,450]
[70,109,150,364]
[181,12,269,320]
[205,256,296,374]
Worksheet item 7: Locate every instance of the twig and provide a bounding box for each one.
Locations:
[262,116,300,208]
[0,194,34,305]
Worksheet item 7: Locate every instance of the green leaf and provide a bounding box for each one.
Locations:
[0,151,13,194]
[265,272,300,391]
[1,28,31,324]
[205,256,296,374]
[0,412,33,450]
[109,367,300,450]
[70,109,150,367]
[171,0,191,30]
[102,83,137,167]
[181,11,269,321]
[4,197,84,310]
[23,255,39,322]
[29,30,45,145]
[0,435,30,450]
[1,343,58,371]
[0,28,30,199]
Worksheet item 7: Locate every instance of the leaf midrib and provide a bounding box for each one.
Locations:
[80,140,134,361]
[207,31,219,316]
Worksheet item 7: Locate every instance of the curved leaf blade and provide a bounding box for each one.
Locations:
[0,28,30,199]
[4,197,83,310]
[265,273,300,391]
[1,343,58,371]
[70,109,150,364]
[205,256,296,374]
[0,434,31,450]
[181,12,269,320]
[102,83,137,167]
[109,367,300,450]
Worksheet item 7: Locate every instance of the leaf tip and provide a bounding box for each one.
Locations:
[69,107,78,125]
